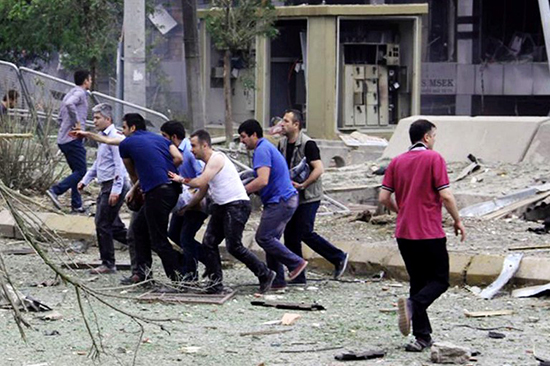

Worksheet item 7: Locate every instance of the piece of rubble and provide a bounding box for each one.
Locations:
[488,331,505,339]
[463,309,514,318]
[430,342,471,364]
[39,311,63,321]
[512,283,550,298]
[281,313,301,325]
[334,349,385,361]
[478,253,523,299]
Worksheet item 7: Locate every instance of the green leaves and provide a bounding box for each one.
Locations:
[204,0,278,53]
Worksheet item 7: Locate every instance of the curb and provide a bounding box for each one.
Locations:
[1,210,549,287]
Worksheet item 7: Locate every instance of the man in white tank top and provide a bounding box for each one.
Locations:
[168,129,276,294]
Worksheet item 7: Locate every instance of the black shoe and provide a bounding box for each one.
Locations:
[120,274,146,285]
[333,252,349,279]
[259,270,276,294]
[205,284,224,295]
[405,337,433,352]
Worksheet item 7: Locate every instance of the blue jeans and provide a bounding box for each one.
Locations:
[284,200,346,283]
[53,139,87,209]
[255,194,302,286]
[168,209,208,279]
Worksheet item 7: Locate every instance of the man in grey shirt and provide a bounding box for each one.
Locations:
[47,70,91,212]
[78,103,129,274]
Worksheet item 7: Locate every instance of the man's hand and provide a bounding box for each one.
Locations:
[168,171,188,185]
[69,129,90,139]
[292,181,304,190]
[454,220,466,242]
[109,193,120,206]
[125,189,134,203]
[77,182,85,191]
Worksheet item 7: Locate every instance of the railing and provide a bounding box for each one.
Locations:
[0,61,169,131]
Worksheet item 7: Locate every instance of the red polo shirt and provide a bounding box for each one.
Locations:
[382,146,450,240]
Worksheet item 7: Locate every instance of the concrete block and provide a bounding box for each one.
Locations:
[0,210,15,238]
[14,212,55,240]
[348,242,395,275]
[383,250,408,281]
[448,252,473,286]
[523,121,550,164]
[383,115,550,163]
[43,214,96,241]
[466,254,504,286]
[514,257,550,285]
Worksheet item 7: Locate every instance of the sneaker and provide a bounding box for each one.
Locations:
[404,337,433,352]
[205,284,224,295]
[269,283,287,292]
[287,260,308,282]
[89,265,116,274]
[333,252,350,279]
[71,206,87,214]
[397,297,413,336]
[120,274,146,285]
[258,270,276,294]
[46,189,62,210]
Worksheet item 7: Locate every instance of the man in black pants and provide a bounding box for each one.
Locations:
[278,109,349,284]
[379,119,466,352]
[119,113,184,283]
[169,129,275,294]
[78,103,128,274]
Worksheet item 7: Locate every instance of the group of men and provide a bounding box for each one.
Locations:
[46,70,349,295]
[43,70,467,352]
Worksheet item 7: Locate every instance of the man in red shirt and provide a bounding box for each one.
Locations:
[379,119,466,352]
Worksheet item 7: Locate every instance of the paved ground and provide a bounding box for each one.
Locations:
[1,239,549,366]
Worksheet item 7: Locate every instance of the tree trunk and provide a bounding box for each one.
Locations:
[181,0,205,131]
[223,49,233,145]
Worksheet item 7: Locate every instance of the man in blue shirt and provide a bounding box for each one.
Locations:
[47,70,91,213]
[160,120,207,281]
[78,103,129,274]
[119,113,184,283]
[238,119,308,289]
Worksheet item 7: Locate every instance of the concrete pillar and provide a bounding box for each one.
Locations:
[456,0,473,115]
[123,0,146,107]
[306,16,337,139]
[254,36,270,128]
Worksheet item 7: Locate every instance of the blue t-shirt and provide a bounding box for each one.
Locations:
[178,138,204,179]
[253,138,297,205]
[119,130,178,193]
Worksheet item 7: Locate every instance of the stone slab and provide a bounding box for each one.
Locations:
[448,252,473,286]
[43,214,96,241]
[523,120,550,164]
[466,254,505,286]
[0,210,15,238]
[383,115,550,163]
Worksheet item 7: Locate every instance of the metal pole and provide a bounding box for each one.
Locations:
[538,0,550,74]
[115,36,124,126]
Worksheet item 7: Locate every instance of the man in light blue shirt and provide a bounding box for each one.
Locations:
[161,120,207,281]
[47,70,91,212]
[78,103,129,274]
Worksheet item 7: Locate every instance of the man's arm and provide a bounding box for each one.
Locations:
[109,143,126,206]
[294,159,323,190]
[245,166,270,194]
[168,153,224,189]
[378,189,399,213]
[169,144,183,167]
[123,158,138,184]
[69,130,122,145]
[65,90,85,129]
[78,160,98,190]
[439,188,466,242]
[179,185,209,214]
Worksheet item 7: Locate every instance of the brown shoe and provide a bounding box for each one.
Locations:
[287,260,308,282]
[89,265,116,275]
[398,297,412,336]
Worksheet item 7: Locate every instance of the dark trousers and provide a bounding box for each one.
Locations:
[95,180,128,268]
[397,237,449,339]
[202,200,269,288]
[168,209,208,279]
[133,183,183,281]
[255,194,303,287]
[284,200,346,283]
[54,139,87,209]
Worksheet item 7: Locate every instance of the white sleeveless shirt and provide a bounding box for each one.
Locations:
[208,152,249,205]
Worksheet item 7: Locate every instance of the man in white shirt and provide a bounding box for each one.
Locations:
[169,129,275,294]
